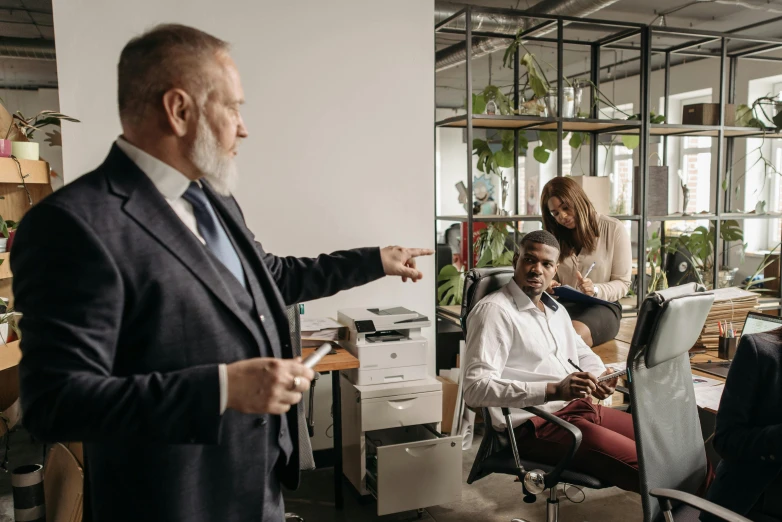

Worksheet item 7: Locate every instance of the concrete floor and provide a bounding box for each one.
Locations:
[0,426,643,522]
[284,425,643,522]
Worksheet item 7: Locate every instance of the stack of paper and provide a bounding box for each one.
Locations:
[300,317,345,347]
[693,287,758,351]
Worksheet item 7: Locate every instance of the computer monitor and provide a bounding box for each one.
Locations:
[740,311,782,339]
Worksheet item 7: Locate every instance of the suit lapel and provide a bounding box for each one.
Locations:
[104,146,265,351]
[202,183,292,354]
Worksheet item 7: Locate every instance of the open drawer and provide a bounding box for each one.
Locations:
[365,425,461,516]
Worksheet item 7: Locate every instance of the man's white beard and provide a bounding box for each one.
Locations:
[189,114,238,197]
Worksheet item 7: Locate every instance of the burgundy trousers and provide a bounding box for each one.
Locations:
[513,398,641,493]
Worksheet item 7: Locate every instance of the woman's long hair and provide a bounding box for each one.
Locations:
[540,177,600,260]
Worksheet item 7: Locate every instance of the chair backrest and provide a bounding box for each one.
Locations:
[628,283,715,522]
[44,443,83,522]
[460,267,515,336]
[461,268,515,484]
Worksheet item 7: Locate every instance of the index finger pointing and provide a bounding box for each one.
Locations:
[405,248,435,257]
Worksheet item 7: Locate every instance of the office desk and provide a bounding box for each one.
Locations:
[301,347,358,510]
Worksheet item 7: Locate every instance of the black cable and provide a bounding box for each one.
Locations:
[561,483,586,504]
[10,154,33,207]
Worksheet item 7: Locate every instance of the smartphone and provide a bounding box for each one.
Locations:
[303,343,334,369]
[597,368,628,383]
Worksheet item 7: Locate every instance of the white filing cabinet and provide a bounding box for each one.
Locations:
[341,374,462,516]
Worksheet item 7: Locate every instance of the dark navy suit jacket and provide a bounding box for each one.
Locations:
[10,145,385,521]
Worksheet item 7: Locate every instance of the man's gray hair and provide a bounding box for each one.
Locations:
[118,24,229,126]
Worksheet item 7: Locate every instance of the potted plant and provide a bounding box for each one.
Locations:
[666,220,745,289]
[3,110,79,161]
[0,217,16,253]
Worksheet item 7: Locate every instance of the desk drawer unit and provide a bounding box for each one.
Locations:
[360,391,442,432]
[366,425,461,516]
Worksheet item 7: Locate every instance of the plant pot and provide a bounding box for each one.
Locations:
[11,463,45,521]
[544,87,575,118]
[11,141,39,160]
[6,229,14,251]
[701,267,739,290]
[0,139,11,158]
[0,237,8,253]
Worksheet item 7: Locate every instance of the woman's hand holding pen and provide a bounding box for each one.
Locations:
[575,270,595,296]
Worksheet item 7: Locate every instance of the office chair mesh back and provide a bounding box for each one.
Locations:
[628,284,715,522]
[286,305,315,470]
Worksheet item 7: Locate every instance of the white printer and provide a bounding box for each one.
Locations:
[337,306,431,386]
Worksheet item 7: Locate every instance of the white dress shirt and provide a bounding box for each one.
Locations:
[115,138,229,415]
[463,279,606,430]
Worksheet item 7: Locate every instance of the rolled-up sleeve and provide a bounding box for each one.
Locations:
[463,302,547,409]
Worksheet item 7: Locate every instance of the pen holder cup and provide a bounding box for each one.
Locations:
[718,336,738,360]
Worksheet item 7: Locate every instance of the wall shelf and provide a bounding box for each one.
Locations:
[435,6,782,312]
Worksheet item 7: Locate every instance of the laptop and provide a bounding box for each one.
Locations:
[691,311,782,379]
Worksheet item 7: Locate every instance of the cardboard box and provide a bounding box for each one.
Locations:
[682,103,736,126]
[437,376,458,434]
[634,166,669,216]
[569,175,610,215]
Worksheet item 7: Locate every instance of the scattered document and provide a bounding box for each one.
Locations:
[695,383,725,412]
[300,317,343,332]
[691,375,723,388]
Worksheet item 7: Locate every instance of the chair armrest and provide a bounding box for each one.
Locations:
[499,406,583,490]
[615,385,630,397]
[524,406,582,489]
[650,488,752,522]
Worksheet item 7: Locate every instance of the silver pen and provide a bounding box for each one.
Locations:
[583,261,596,279]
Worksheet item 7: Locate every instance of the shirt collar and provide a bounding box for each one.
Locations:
[115,136,192,200]
[507,279,559,312]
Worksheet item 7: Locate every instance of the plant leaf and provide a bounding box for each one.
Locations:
[533,145,550,163]
[621,135,640,150]
[472,94,487,115]
[494,148,514,168]
[539,131,559,152]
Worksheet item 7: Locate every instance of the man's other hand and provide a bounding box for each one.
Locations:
[593,368,619,400]
[226,358,315,415]
[547,372,598,402]
[381,246,435,283]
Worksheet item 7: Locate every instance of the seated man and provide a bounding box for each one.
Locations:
[463,229,638,493]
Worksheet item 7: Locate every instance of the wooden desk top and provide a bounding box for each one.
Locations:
[301,347,359,373]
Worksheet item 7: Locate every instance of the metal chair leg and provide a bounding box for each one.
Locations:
[546,486,559,522]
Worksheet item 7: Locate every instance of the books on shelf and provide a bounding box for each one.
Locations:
[693,287,758,351]
[300,317,345,347]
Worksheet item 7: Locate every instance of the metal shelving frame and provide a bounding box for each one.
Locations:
[435,6,782,311]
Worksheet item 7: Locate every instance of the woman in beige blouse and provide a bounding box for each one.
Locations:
[540,177,632,347]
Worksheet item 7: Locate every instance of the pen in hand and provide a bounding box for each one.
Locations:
[568,358,584,372]
[583,262,596,279]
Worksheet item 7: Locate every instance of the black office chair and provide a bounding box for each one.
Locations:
[627,284,750,522]
[461,268,613,522]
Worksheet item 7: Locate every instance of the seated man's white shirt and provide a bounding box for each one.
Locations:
[463,279,606,430]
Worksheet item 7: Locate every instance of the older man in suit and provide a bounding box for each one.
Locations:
[10,24,432,522]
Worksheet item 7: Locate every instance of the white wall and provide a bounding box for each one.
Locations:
[52,0,434,451]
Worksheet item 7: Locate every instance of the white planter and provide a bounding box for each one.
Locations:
[11,141,39,160]
[0,238,8,253]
